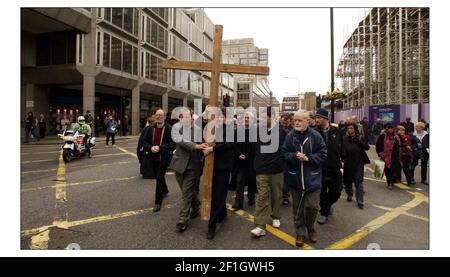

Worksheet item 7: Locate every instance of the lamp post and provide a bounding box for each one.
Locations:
[330,8,335,123]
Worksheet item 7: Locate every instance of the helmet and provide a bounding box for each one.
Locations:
[77,116,85,124]
[88,137,96,147]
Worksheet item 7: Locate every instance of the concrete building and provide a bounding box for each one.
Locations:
[21,8,235,136]
[299,92,317,112]
[281,95,299,114]
[222,38,271,109]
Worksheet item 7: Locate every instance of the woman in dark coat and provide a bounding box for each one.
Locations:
[343,123,370,209]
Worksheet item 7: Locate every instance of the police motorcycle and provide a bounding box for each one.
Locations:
[58,122,96,163]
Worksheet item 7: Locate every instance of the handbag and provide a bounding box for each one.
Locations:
[361,149,371,165]
[374,160,385,179]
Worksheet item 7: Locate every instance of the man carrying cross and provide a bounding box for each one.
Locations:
[162,25,269,236]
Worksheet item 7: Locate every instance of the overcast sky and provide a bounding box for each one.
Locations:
[204,8,368,101]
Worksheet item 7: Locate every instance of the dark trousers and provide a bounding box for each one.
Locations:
[39,127,46,138]
[319,170,343,217]
[283,172,290,199]
[84,135,91,156]
[344,182,364,204]
[401,158,414,184]
[413,157,429,183]
[234,167,256,207]
[153,160,169,205]
[209,170,230,230]
[290,188,320,237]
[385,166,395,185]
[106,132,115,145]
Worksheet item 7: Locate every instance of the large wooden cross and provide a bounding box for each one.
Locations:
[162,25,269,220]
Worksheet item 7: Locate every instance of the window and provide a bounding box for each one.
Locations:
[111,36,122,70]
[133,47,138,75]
[145,52,150,79]
[238,93,250,100]
[36,33,51,66]
[122,42,132,74]
[105,8,111,21]
[150,55,158,81]
[111,8,123,29]
[157,57,167,83]
[237,84,250,91]
[123,8,133,34]
[52,32,67,64]
[67,32,76,63]
[133,9,139,36]
[96,32,101,65]
[103,33,110,67]
[146,17,151,43]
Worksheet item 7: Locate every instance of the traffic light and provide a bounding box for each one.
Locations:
[223,94,230,107]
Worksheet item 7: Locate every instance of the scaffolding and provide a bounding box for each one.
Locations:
[336,8,429,109]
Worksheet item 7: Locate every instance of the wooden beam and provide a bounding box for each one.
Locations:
[161,60,212,72]
[200,25,223,221]
[220,64,269,75]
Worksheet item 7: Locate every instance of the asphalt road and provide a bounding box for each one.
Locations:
[20,136,429,250]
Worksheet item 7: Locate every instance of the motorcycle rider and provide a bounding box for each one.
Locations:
[73,116,92,158]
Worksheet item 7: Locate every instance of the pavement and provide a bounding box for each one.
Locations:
[20,137,429,250]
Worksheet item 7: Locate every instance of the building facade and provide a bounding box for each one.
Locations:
[222,38,271,109]
[21,8,235,136]
[299,92,317,112]
[281,95,299,113]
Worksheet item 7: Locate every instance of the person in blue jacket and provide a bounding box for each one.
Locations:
[282,109,327,247]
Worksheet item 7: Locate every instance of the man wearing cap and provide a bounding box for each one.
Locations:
[315,108,344,225]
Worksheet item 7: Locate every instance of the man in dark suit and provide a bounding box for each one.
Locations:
[169,108,208,232]
[141,108,176,212]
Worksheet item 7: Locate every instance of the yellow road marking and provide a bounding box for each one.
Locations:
[225,203,314,250]
[21,176,139,193]
[22,203,175,237]
[29,230,50,250]
[372,204,429,222]
[325,191,427,249]
[29,150,67,249]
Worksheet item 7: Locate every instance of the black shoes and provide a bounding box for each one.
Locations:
[206,228,216,240]
[176,222,187,232]
[347,195,353,202]
[357,203,364,209]
[153,204,161,212]
[295,235,305,247]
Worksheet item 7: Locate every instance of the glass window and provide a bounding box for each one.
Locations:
[133,47,138,75]
[67,31,76,63]
[151,20,158,49]
[146,17,151,43]
[103,33,110,67]
[123,8,133,34]
[52,32,67,64]
[111,8,123,29]
[150,55,158,81]
[237,83,250,91]
[105,8,111,21]
[111,36,122,70]
[122,42,132,74]
[157,57,167,83]
[145,52,150,79]
[133,8,139,37]
[96,32,101,65]
[36,33,51,66]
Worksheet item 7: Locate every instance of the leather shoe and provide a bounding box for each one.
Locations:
[308,230,318,243]
[153,204,161,212]
[176,222,187,232]
[206,229,216,240]
[295,235,306,247]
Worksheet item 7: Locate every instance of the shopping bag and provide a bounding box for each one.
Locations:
[374,160,385,179]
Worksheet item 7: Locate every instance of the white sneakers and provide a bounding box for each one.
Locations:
[250,227,266,237]
[272,219,281,228]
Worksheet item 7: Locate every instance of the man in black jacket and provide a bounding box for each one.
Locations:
[141,108,176,212]
[232,112,257,210]
[315,108,344,225]
[250,108,287,237]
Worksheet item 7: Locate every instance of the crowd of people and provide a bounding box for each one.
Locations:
[135,105,429,247]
